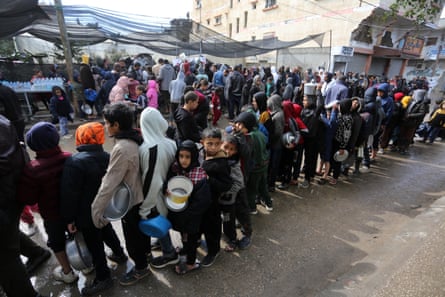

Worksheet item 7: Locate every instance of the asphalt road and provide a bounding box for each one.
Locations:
[22,118,445,297]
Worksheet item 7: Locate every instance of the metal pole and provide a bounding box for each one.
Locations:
[328,30,332,72]
[54,0,78,114]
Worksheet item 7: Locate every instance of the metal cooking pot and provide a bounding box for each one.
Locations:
[66,232,93,271]
[103,182,132,220]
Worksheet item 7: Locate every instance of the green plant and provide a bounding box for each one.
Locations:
[389,0,444,24]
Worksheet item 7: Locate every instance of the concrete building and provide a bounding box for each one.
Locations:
[190,0,444,80]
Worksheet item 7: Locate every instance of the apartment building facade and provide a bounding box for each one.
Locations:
[190,0,444,79]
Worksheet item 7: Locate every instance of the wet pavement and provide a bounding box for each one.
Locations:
[18,112,445,297]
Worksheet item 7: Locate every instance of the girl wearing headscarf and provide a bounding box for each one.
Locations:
[165,140,211,274]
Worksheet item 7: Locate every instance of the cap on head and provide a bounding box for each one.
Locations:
[26,122,60,151]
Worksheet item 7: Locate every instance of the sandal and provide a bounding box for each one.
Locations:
[224,241,237,252]
[175,261,201,275]
[329,178,337,185]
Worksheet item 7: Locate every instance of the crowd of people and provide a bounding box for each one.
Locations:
[1,55,445,297]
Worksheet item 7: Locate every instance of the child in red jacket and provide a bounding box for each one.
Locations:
[210,87,223,127]
[17,122,78,284]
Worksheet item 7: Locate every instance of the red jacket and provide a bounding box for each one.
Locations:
[17,146,71,222]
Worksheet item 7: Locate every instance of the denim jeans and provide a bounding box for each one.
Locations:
[58,116,68,136]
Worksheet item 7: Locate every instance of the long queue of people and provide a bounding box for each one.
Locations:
[1,56,445,297]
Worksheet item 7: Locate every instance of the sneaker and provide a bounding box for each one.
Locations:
[107,253,128,264]
[299,179,310,188]
[151,238,161,250]
[260,200,273,211]
[81,277,113,296]
[119,267,150,286]
[25,249,51,274]
[238,236,251,250]
[201,252,220,268]
[249,208,258,215]
[360,166,370,173]
[377,148,384,154]
[150,253,179,269]
[53,266,78,284]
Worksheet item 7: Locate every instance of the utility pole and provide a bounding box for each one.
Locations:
[54,0,78,114]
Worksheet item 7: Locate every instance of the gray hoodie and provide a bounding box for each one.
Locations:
[169,71,186,104]
[267,94,285,149]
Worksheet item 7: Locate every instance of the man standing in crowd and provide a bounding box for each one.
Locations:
[158,59,176,115]
[225,64,245,121]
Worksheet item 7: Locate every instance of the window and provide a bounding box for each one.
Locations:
[236,18,240,33]
[206,18,210,25]
[229,23,232,38]
[230,0,233,8]
[215,15,222,25]
[426,37,438,46]
[244,11,248,28]
[265,0,277,8]
[252,3,257,9]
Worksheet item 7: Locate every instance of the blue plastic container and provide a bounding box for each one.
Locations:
[138,215,172,238]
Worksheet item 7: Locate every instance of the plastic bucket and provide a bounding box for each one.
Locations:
[167,176,193,204]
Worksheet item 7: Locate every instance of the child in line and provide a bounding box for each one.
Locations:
[210,87,223,127]
[49,86,73,138]
[221,135,253,251]
[166,140,211,274]
[60,122,128,295]
[135,84,148,127]
[146,79,158,109]
[200,128,232,267]
[233,112,272,213]
[17,122,78,284]
[91,103,149,286]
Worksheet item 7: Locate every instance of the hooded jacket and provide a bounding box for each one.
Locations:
[169,71,186,104]
[60,123,109,228]
[377,83,394,125]
[282,77,294,101]
[109,76,129,104]
[146,80,158,108]
[49,86,72,118]
[158,62,176,91]
[0,115,25,228]
[267,94,285,150]
[212,64,227,87]
[139,107,177,218]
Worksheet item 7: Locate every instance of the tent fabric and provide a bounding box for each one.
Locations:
[0,0,49,38]
[2,4,326,58]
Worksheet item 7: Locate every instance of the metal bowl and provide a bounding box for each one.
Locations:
[66,232,93,271]
[333,150,349,162]
[81,103,92,115]
[103,182,132,220]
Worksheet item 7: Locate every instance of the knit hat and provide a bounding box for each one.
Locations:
[234,111,257,132]
[26,122,59,151]
[75,122,105,146]
[393,92,404,102]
